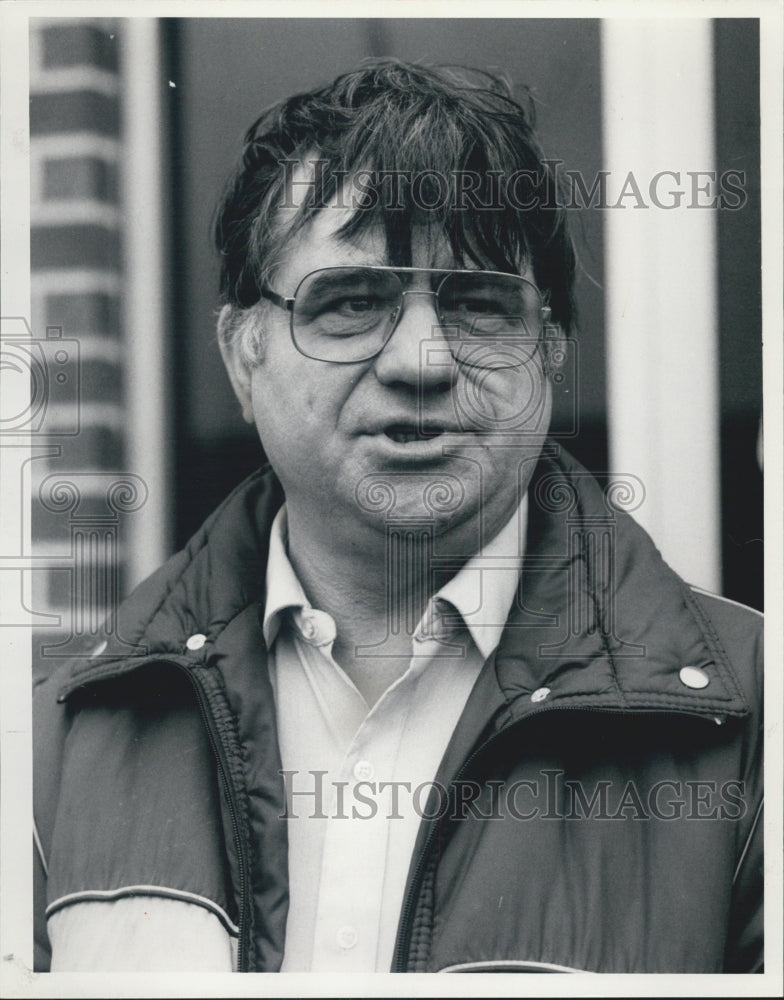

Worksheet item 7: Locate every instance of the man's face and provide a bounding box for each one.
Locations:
[224,193,553,554]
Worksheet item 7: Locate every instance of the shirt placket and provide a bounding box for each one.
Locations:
[309,686,411,970]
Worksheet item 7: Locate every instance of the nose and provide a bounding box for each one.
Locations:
[372,290,457,392]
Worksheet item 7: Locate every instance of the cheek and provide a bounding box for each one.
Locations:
[303,386,318,413]
[250,360,351,437]
[455,363,551,431]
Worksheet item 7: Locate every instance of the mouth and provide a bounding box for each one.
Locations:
[383,423,445,444]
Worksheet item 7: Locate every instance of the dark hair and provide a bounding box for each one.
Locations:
[215,58,576,336]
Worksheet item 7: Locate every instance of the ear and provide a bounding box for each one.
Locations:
[217,305,255,424]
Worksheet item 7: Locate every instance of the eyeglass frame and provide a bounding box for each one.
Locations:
[258,265,552,365]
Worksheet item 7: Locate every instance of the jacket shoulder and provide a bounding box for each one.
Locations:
[687,586,763,710]
[686,588,763,973]
[33,466,283,969]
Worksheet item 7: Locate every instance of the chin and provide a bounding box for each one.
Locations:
[353,468,476,522]
[355,488,484,564]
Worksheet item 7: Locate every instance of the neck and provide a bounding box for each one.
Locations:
[285,504,434,636]
[284,485,521,617]
[281,491,520,702]
[285,507,442,701]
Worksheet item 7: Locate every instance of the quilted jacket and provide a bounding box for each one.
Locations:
[33,446,764,973]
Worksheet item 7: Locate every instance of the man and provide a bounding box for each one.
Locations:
[34,60,763,973]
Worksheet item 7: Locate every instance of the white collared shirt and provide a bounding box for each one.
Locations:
[264,500,527,972]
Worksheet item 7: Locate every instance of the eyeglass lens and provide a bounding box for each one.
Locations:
[291,267,543,366]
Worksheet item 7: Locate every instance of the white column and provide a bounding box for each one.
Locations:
[0,4,33,974]
[120,19,172,585]
[601,19,720,592]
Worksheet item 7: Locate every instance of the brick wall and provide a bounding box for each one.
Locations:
[30,18,132,674]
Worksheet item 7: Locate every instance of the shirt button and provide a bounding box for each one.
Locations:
[336,925,357,950]
[353,759,374,781]
[531,687,551,703]
[301,616,316,639]
[186,633,206,651]
[679,665,710,689]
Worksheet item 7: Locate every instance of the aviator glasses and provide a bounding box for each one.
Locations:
[260,266,550,368]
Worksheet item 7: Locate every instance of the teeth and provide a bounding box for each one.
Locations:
[385,425,443,444]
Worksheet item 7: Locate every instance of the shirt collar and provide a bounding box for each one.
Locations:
[430,495,527,661]
[263,506,309,647]
[263,497,527,660]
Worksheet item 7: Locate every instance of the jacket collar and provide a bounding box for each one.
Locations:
[58,448,750,724]
[491,450,749,723]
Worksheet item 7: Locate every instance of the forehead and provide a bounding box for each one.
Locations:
[272,160,464,287]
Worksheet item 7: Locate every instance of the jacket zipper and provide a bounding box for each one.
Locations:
[63,654,259,968]
[392,700,728,972]
[61,656,254,968]
[392,725,498,971]
[182,666,252,972]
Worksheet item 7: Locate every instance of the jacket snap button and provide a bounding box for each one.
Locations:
[679,666,709,689]
[186,633,206,651]
[531,687,551,703]
[337,925,357,949]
